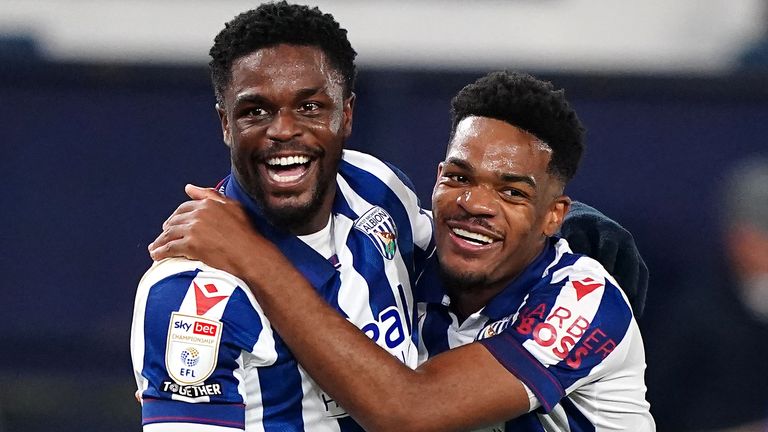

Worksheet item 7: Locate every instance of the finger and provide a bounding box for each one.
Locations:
[149,237,195,262]
[186,184,225,202]
[162,200,210,230]
[148,225,188,254]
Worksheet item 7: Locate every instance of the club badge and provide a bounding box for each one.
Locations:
[354,206,398,260]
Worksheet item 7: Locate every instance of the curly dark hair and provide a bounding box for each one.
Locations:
[450,71,585,183]
[209,1,357,104]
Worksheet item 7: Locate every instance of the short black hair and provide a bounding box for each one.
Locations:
[209,1,357,104]
[450,71,585,183]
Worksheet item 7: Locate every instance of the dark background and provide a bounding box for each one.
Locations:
[1,60,767,431]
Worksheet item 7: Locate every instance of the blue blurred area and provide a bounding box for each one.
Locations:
[1,60,767,431]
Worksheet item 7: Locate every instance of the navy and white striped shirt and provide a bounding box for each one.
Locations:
[131,150,434,431]
[416,237,655,431]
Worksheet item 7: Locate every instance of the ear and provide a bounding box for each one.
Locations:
[341,93,356,139]
[543,195,571,237]
[433,162,445,190]
[216,103,232,148]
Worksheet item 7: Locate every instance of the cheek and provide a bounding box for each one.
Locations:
[502,207,537,238]
[431,186,453,220]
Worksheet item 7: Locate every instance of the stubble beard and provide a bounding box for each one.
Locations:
[437,254,491,295]
[240,152,341,233]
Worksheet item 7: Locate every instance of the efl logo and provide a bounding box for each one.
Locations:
[193,321,218,337]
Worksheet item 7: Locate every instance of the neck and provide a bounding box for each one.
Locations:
[447,238,548,321]
[288,186,336,236]
[448,281,508,321]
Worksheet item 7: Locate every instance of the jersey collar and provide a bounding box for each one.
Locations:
[416,237,559,320]
[220,174,339,290]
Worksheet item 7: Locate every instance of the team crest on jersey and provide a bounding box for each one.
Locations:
[478,314,515,340]
[353,206,398,260]
[165,312,222,385]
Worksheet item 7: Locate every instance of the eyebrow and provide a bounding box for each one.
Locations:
[234,92,269,107]
[234,87,327,107]
[445,157,537,188]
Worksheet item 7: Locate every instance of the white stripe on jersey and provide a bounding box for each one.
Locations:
[336,173,418,367]
[342,150,433,252]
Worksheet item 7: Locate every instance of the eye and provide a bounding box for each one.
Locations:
[501,188,529,200]
[443,173,468,184]
[298,102,321,113]
[245,107,269,117]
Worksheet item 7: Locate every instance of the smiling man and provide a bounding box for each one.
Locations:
[150,71,654,431]
[131,3,433,430]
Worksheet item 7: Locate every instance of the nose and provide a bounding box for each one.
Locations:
[457,186,498,217]
[266,109,302,142]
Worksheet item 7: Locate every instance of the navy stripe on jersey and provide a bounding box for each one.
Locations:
[480,333,564,413]
[257,332,305,431]
[397,284,413,336]
[346,229,397,318]
[504,414,545,431]
[383,161,418,196]
[143,399,244,429]
[330,182,360,221]
[337,415,366,432]
[338,160,416,280]
[420,303,453,359]
[552,280,632,391]
[141,270,201,401]
[214,289,263,404]
[561,397,595,432]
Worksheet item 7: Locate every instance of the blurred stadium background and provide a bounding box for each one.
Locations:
[1,1,767,431]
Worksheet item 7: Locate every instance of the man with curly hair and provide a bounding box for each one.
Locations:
[136,2,651,431]
[132,3,433,430]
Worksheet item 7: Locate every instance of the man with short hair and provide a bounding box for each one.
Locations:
[151,71,655,431]
[131,3,433,430]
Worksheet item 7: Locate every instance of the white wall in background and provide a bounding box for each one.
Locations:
[0,0,764,73]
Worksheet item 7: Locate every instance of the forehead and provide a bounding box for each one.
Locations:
[448,116,552,175]
[226,44,343,98]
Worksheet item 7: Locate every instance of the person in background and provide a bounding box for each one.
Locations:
[645,157,768,431]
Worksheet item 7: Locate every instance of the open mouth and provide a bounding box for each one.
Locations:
[451,227,497,246]
[264,155,313,184]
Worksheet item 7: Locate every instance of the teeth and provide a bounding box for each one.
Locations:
[268,171,304,182]
[266,155,310,166]
[452,228,494,245]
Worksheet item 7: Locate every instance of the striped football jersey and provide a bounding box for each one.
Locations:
[131,150,434,431]
[416,237,655,431]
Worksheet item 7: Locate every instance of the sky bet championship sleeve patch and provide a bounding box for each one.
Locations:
[165,312,222,385]
[353,206,398,260]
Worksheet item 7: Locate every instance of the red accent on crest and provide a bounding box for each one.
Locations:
[194,282,228,316]
[572,277,603,300]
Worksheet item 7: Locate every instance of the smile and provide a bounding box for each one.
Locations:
[264,154,314,184]
[451,227,496,246]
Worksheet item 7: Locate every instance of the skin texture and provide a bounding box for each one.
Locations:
[434,116,570,318]
[218,44,354,235]
[149,114,572,431]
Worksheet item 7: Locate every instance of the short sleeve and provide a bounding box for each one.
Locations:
[130,258,276,430]
[479,259,634,413]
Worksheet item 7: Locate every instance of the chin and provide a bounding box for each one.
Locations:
[261,190,325,231]
[437,257,490,292]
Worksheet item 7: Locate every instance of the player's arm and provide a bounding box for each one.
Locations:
[131,258,270,431]
[149,187,534,431]
[560,201,648,316]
